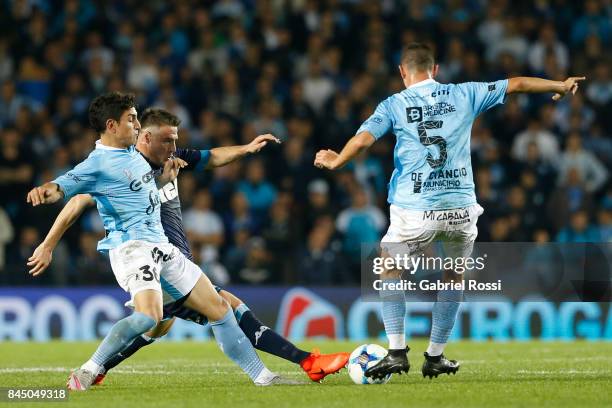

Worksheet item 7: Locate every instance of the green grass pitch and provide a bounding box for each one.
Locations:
[1,341,611,408]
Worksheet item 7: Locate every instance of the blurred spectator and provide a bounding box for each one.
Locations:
[237,159,277,216]
[0,40,14,82]
[0,81,41,125]
[0,127,34,214]
[527,23,569,73]
[486,17,528,65]
[585,61,612,107]
[548,168,594,231]
[183,189,224,264]
[336,187,386,265]
[127,35,159,93]
[511,118,560,166]
[557,132,608,193]
[297,217,348,284]
[75,232,113,285]
[262,198,298,282]
[0,206,14,274]
[237,237,274,284]
[302,60,335,115]
[351,151,386,196]
[594,209,612,242]
[154,87,191,128]
[555,210,600,242]
[571,0,611,46]
[7,226,40,284]
[505,186,538,240]
[224,191,257,240]
[554,94,595,135]
[477,3,504,50]
[305,179,334,230]
[519,142,557,194]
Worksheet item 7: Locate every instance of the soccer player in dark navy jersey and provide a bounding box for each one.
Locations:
[28,108,349,383]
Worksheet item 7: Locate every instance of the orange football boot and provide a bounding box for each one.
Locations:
[92,372,106,386]
[299,348,350,382]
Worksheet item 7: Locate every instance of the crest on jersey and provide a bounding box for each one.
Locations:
[406,107,423,123]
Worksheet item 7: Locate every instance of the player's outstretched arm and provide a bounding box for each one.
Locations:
[27,194,95,276]
[507,76,586,100]
[26,182,64,206]
[206,133,281,168]
[314,131,376,170]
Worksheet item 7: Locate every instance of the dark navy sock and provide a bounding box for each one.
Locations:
[235,304,310,365]
[103,334,155,372]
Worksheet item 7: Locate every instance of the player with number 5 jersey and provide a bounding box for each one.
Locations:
[357,76,508,210]
[314,42,585,382]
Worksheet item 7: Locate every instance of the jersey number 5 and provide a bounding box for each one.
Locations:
[417,120,447,169]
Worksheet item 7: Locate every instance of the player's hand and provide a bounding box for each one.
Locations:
[158,157,187,185]
[27,243,53,276]
[314,149,340,170]
[245,134,281,154]
[26,183,63,206]
[552,76,586,101]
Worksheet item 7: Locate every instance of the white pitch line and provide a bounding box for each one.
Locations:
[517,369,606,375]
[461,356,612,364]
[0,367,304,376]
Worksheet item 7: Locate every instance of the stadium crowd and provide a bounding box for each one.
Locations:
[0,0,610,286]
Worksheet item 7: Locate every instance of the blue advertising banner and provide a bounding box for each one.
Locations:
[0,287,610,341]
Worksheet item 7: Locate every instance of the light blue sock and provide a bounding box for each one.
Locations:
[381,279,406,349]
[211,308,265,381]
[89,312,156,368]
[428,289,463,355]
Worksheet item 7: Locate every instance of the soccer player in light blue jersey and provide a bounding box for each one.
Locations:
[27,93,286,389]
[315,43,585,380]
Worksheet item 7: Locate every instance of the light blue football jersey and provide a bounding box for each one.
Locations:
[357,78,508,210]
[53,142,168,252]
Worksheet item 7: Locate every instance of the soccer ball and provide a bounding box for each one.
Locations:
[347,344,391,384]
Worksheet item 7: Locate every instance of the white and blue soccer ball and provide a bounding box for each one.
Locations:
[347,344,392,384]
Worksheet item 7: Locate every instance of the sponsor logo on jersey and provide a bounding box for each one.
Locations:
[65,172,82,183]
[423,208,470,225]
[427,167,468,180]
[129,169,157,192]
[422,102,456,117]
[406,107,423,123]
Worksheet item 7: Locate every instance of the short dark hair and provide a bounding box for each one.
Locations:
[400,43,435,72]
[88,92,137,134]
[140,108,181,128]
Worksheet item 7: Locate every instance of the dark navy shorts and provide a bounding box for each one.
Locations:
[162,285,222,325]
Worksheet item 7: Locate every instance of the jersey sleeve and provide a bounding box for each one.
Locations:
[52,157,98,199]
[175,148,211,171]
[460,79,509,117]
[356,99,393,140]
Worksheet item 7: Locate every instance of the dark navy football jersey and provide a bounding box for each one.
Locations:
[144,148,210,261]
